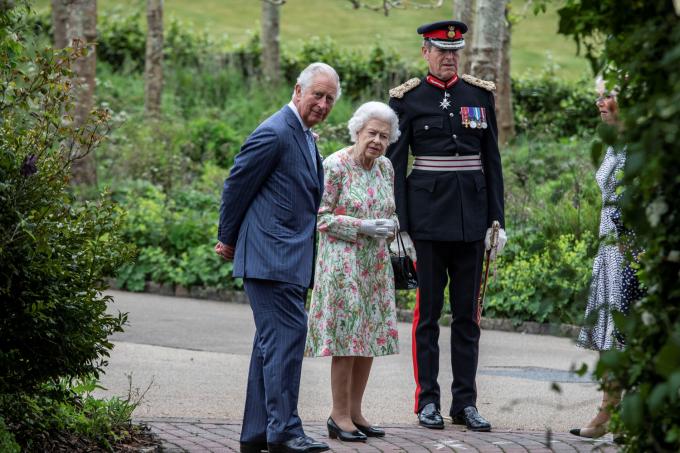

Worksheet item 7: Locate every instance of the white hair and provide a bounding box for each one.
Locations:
[595,75,619,97]
[347,101,401,144]
[293,62,342,100]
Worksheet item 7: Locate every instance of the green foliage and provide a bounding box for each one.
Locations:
[112,180,242,291]
[558,1,680,450]
[503,136,600,247]
[0,5,131,399]
[97,6,222,71]
[25,1,607,321]
[485,233,593,324]
[1,376,150,451]
[183,117,241,168]
[282,36,417,100]
[512,71,599,137]
[96,6,147,71]
[0,3,140,449]
[0,417,20,453]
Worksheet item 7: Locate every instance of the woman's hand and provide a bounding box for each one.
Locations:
[359,219,396,238]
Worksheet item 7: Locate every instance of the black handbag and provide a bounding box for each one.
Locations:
[391,232,418,290]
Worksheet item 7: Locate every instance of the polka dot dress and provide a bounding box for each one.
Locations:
[576,147,626,351]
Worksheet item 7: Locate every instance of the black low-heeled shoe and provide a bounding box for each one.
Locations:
[353,422,385,437]
[569,424,608,439]
[327,417,367,442]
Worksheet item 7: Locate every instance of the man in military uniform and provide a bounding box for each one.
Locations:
[386,20,507,431]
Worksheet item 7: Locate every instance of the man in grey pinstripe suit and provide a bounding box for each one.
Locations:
[216,63,340,453]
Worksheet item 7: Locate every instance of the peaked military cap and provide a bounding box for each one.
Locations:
[417,20,468,50]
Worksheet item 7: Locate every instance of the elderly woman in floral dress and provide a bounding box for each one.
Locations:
[305,101,401,443]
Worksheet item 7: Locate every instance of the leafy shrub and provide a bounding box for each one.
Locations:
[98,112,194,190]
[486,233,594,324]
[182,117,241,167]
[1,376,152,451]
[112,180,242,291]
[116,246,173,291]
[97,6,147,71]
[1,3,137,448]
[0,7,131,400]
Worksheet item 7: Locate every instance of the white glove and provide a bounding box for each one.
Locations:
[485,227,507,261]
[359,219,396,239]
[389,231,417,262]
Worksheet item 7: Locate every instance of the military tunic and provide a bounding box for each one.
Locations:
[387,75,504,241]
[386,73,505,417]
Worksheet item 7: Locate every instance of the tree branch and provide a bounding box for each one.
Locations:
[347,0,442,16]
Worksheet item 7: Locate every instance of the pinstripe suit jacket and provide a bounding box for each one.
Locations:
[217,105,324,288]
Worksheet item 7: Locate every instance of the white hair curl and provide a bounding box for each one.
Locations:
[293,62,342,100]
[347,101,401,144]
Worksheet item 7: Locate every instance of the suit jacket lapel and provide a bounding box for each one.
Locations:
[284,108,317,177]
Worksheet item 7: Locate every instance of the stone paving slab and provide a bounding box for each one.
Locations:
[139,418,620,453]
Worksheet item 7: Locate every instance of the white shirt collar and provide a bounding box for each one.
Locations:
[287,101,310,132]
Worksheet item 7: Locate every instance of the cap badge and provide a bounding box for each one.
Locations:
[447,26,456,38]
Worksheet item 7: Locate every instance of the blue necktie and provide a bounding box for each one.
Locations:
[304,129,317,167]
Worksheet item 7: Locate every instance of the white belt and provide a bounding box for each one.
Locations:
[412,154,483,172]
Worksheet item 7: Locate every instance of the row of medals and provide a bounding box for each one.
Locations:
[440,92,488,129]
[460,106,488,129]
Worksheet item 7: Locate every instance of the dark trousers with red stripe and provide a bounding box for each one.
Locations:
[412,239,485,416]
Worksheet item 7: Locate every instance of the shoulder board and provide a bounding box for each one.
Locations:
[389,78,421,99]
[461,74,496,92]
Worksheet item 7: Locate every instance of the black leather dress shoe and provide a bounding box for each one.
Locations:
[452,406,491,432]
[268,435,330,453]
[240,440,268,452]
[417,402,444,429]
[353,422,385,437]
[327,417,367,442]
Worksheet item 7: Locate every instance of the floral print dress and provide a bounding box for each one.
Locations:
[305,147,399,357]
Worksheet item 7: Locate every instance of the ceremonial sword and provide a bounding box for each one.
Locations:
[476,220,500,323]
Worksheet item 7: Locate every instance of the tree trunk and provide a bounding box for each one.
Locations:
[144,0,163,119]
[497,4,515,144]
[51,0,68,48]
[453,0,475,75]
[66,0,97,186]
[260,0,281,85]
[469,0,506,144]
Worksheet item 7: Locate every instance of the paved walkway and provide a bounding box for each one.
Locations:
[97,291,621,452]
[141,417,619,452]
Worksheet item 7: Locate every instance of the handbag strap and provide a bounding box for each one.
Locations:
[396,228,406,255]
